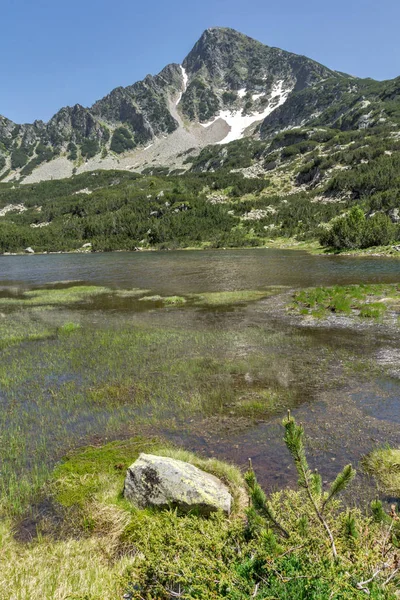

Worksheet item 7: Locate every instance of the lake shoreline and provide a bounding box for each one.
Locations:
[2,239,400,258]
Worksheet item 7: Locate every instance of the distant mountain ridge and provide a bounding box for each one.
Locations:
[0,27,399,183]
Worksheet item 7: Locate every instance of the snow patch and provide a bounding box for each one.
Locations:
[176,65,189,106]
[252,92,264,101]
[201,80,292,144]
[237,88,247,98]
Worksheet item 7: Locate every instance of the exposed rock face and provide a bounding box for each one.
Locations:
[91,63,182,144]
[124,453,232,515]
[2,27,400,182]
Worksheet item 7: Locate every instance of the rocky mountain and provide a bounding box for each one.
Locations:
[0,27,399,184]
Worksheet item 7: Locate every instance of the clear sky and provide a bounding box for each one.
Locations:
[2,0,399,124]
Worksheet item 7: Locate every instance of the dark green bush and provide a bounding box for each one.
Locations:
[110,127,135,154]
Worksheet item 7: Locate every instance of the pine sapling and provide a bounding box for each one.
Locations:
[283,410,356,561]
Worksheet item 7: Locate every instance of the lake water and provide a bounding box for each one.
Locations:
[1,248,400,291]
[1,249,400,504]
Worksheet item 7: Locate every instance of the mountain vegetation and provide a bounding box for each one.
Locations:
[0,27,400,252]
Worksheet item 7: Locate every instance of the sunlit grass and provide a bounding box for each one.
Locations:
[292,283,400,320]
[363,447,400,496]
[191,288,282,306]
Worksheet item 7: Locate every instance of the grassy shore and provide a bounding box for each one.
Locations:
[1,430,399,598]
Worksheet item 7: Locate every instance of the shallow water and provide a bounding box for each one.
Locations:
[1,249,400,505]
[1,248,400,291]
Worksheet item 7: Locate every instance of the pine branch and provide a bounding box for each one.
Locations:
[322,464,356,512]
[245,466,290,539]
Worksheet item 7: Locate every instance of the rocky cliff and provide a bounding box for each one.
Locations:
[1,27,399,183]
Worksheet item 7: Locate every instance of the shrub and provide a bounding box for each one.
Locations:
[11,148,28,169]
[110,127,135,154]
[81,139,99,159]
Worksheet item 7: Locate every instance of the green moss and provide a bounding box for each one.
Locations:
[51,438,245,513]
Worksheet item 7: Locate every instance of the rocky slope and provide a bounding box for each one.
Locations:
[0,27,399,184]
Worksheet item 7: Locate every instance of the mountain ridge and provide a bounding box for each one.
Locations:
[0,27,398,184]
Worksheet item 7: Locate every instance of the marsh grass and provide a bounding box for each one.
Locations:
[363,447,400,497]
[0,286,112,307]
[292,284,400,320]
[191,288,283,306]
[0,296,305,518]
[139,295,187,305]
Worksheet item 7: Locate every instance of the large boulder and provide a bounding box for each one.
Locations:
[124,453,232,515]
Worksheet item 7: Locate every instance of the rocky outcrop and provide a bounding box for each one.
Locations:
[2,27,400,181]
[124,453,232,515]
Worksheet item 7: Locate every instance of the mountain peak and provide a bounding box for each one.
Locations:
[0,27,386,184]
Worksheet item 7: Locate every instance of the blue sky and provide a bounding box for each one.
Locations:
[2,0,399,123]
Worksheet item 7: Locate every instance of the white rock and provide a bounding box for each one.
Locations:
[124,453,232,515]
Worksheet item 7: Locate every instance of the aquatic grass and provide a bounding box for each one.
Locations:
[0,281,394,521]
[0,285,113,307]
[0,316,301,516]
[292,284,400,320]
[0,285,155,309]
[230,389,284,418]
[191,288,282,306]
[58,322,81,334]
[114,288,150,297]
[359,303,387,319]
[139,295,187,305]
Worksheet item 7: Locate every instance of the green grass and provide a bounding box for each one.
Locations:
[292,284,400,320]
[50,438,246,513]
[0,296,303,518]
[192,289,282,306]
[0,281,399,598]
[363,447,400,497]
[0,285,111,307]
[0,433,398,599]
[58,322,81,334]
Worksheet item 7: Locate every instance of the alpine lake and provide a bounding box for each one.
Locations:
[1,248,400,515]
